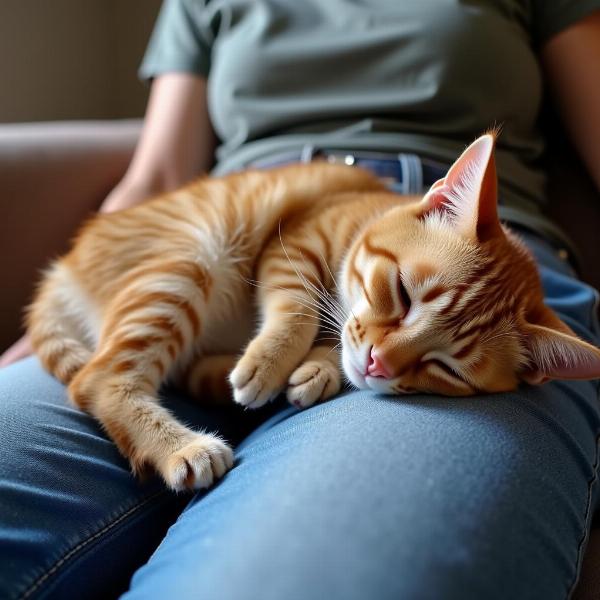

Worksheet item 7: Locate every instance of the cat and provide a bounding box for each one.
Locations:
[27,133,600,491]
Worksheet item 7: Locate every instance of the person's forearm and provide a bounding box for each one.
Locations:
[542,11,600,194]
[101,74,216,213]
[124,74,216,193]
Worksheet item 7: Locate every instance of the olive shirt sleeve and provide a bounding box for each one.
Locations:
[531,0,600,45]
[139,0,214,80]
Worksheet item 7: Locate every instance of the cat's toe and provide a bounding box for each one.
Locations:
[229,357,281,409]
[287,361,340,409]
[160,434,234,492]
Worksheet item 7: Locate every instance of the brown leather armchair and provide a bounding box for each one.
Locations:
[0,120,598,598]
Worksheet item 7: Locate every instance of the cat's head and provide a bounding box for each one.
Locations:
[340,133,600,395]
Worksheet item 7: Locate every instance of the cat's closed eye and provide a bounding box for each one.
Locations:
[422,355,462,381]
[397,271,412,316]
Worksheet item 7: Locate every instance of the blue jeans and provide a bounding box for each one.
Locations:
[1,232,599,600]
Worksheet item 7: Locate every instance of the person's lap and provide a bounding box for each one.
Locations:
[1,232,599,600]
[0,359,277,599]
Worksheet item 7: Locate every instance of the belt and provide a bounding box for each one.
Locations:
[249,147,581,271]
[251,147,449,194]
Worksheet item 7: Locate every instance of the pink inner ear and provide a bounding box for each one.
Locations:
[444,136,494,188]
[422,182,451,214]
[523,322,600,382]
[525,359,600,382]
[419,134,501,240]
[554,343,600,379]
[521,371,550,385]
[427,178,446,195]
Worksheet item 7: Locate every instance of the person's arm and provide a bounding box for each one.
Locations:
[101,72,216,212]
[0,72,216,367]
[540,10,600,192]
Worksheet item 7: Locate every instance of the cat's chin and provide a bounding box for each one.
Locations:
[364,376,398,395]
[341,353,369,390]
[345,373,416,396]
[342,350,403,394]
[365,375,412,396]
[341,353,408,395]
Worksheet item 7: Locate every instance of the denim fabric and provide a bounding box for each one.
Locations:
[0,365,276,599]
[1,232,599,600]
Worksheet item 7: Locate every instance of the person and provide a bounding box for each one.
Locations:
[1,1,600,598]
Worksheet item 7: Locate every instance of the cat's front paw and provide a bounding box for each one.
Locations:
[286,359,341,409]
[159,433,234,492]
[229,350,285,409]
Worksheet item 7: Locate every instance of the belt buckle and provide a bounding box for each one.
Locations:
[324,152,356,166]
[324,151,401,191]
[301,145,357,166]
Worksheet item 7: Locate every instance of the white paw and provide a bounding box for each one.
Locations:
[159,434,234,492]
[229,352,286,409]
[286,360,340,409]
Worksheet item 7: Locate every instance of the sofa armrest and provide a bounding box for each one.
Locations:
[0,119,141,352]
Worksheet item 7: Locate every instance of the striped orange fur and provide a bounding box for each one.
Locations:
[27,136,600,490]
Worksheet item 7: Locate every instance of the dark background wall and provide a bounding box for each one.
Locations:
[0,0,162,122]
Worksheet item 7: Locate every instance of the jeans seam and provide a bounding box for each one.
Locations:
[17,489,168,600]
[567,431,600,600]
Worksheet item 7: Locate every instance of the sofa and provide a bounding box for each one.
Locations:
[0,119,598,598]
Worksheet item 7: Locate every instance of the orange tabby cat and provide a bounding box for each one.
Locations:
[27,134,600,491]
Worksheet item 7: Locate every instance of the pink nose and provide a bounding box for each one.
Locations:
[367,348,391,378]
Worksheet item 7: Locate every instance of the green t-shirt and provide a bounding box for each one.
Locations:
[140,0,600,249]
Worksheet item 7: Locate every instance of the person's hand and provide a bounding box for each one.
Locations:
[0,334,33,368]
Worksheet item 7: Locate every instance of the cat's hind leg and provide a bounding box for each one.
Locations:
[286,343,342,409]
[27,262,94,384]
[178,353,237,405]
[67,266,233,491]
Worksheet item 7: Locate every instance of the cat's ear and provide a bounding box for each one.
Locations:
[520,306,600,383]
[420,133,502,241]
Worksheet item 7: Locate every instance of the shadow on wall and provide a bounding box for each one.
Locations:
[0,0,162,123]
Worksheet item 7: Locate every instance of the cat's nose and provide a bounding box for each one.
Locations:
[367,347,391,379]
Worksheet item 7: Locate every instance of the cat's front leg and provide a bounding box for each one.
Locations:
[286,343,342,409]
[231,226,334,409]
[230,301,319,408]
